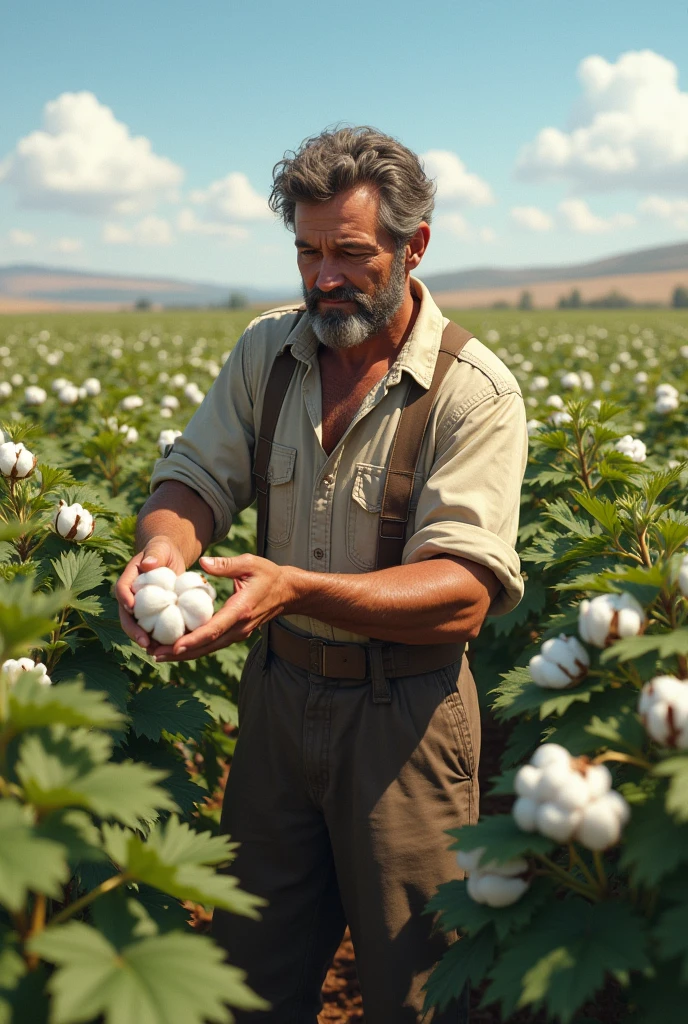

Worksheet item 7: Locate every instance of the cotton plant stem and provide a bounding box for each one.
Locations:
[568,844,598,889]
[637,529,652,569]
[593,750,653,771]
[25,894,47,969]
[593,850,608,892]
[535,853,601,901]
[48,873,130,928]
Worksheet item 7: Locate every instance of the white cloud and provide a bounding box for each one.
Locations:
[189,172,270,222]
[638,195,688,230]
[421,150,494,206]
[510,206,554,232]
[8,228,36,246]
[558,198,635,233]
[516,50,688,192]
[177,208,248,240]
[50,237,83,253]
[103,216,174,246]
[0,91,183,215]
[435,212,495,241]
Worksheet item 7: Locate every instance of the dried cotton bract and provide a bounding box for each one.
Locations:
[132,569,216,644]
[638,676,688,750]
[578,592,645,648]
[529,635,590,689]
[52,500,95,542]
[457,847,530,908]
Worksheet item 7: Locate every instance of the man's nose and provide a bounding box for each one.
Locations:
[314,257,346,292]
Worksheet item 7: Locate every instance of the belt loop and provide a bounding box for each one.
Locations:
[369,643,391,704]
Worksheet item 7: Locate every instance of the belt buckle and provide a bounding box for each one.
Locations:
[309,637,324,675]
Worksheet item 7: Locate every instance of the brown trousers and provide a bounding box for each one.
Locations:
[211,631,481,1023]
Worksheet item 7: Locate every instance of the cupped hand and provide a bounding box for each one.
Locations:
[152,553,294,662]
[115,535,187,649]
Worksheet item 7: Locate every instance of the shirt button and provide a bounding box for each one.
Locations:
[323,474,334,485]
[313,548,324,560]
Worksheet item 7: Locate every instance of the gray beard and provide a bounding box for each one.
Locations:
[302,248,407,351]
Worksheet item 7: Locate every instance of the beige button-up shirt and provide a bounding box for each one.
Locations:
[150,277,528,642]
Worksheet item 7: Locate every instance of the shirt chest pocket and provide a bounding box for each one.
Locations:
[346,463,423,571]
[266,443,297,548]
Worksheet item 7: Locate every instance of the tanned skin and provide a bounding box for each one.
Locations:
[115,185,500,662]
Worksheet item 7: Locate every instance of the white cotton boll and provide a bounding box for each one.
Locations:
[561,372,581,389]
[513,797,539,832]
[24,386,47,405]
[0,441,36,479]
[678,556,688,598]
[634,372,648,385]
[83,377,101,396]
[578,593,645,648]
[536,802,581,843]
[456,847,485,874]
[174,571,216,600]
[531,375,549,391]
[58,383,80,405]
[530,743,572,771]
[585,764,612,801]
[52,500,95,541]
[535,762,576,804]
[159,407,173,419]
[119,425,138,444]
[550,411,573,427]
[481,856,529,878]
[10,374,23,387]
[603,789,631,827]
[546,394,564,409]
[178,589,214,631]
[134,585,178,629]
[469,873,530,908]
[0,382,12,398]
[157,429,182,456]
[529,634,590,689]
[78,387,87,400]
[639,675,688,749]
[615,435,647,463]
[171,373,187,388]
[121,395,144,411]
[160,395,180,410]
[514,764,542,799]
[575,798,623,850]
[656,383,679,400]
[554,772,591,812]
[1,657,51,686]
[151,603,186,644]
[132,567,178,593]
[465,871,487,904]
[580,371,594,391]
[527,419,544,435]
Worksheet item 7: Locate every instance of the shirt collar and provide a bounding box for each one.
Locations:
[285,276,445,391]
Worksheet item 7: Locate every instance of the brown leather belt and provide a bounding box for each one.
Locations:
[268,620,464,681]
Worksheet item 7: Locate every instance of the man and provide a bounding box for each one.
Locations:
[116,126,527,1023]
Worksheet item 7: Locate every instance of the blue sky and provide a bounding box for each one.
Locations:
[1,0,686,290]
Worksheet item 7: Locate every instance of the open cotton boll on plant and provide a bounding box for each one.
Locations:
[132,569,217,643]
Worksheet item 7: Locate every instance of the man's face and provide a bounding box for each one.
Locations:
[294,186,407,350]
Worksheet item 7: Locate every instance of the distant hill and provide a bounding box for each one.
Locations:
[0,264,293,311]
[422,241,688,293]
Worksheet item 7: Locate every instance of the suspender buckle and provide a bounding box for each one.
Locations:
[379,519,406,539]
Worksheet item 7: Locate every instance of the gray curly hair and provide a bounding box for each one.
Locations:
[269,126,435,246]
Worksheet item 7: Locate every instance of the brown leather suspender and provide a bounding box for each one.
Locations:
[253,317,473,566]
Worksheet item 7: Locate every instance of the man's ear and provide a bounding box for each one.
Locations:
[405,222,430,272]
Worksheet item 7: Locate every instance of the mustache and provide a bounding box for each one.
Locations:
[304,284,372,311]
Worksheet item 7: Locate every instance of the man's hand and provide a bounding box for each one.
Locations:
[152,554,291,662]
[115,535,188,649]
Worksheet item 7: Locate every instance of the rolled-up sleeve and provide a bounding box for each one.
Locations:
[402,389,528,616]
[149,328,257,543]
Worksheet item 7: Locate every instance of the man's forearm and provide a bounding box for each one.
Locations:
[281,556,499,645]
[136,481,215,567]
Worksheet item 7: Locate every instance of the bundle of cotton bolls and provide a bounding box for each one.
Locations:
[614,435,647,463]
[578,592,645,648]
[529,634,590,689]
[1,657,51,686]
[51,378,69,393]
[655,383,679,414]
[0,441,37,479]
[132,568,216,644]
[513,743,630,850]
[24,386,47,406]
[457,847,530,908]
[158,429,182,456]
[638,676,688,750]
[52,499,95,542]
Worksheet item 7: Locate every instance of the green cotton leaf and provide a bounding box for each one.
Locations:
[492,670,607,724]
[620,794,688,885]
[52,652,131,715]
[501,718,545,768]
[30,922,269,1024]
[544,499,596,539]
[91,889,161,951]
[129,688,212,742]
[0,800,68,912]
[8,676,125,731]
[122,738,206,817]
[425,877,551,942]
[546,688,642,756]
[654,514,688,556]
[51,548,106,597]
[482,900,648,1024]
[0,577,69,661]
[653,896,688,982]
[654,756,688,823]
[625,961,688,1024]
[600,629,688,664]
[82,614,125,652]
[421,927,496,1016]
[640,465,685,509]
[102,817,262,918]
[570,491,623,537]
[447,815,555,864]
[491,580,548,638]
[35,809,105,865]
[585,711,646,753]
